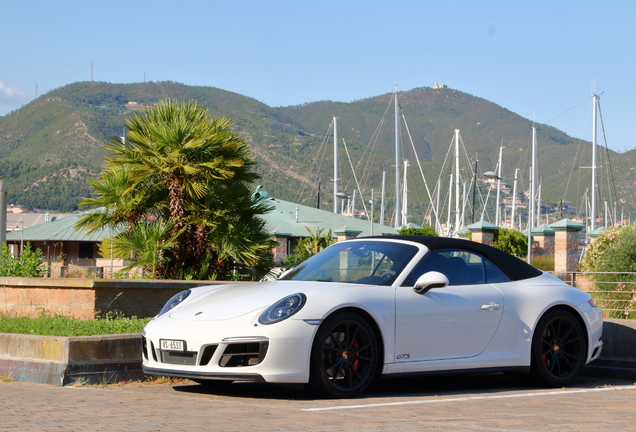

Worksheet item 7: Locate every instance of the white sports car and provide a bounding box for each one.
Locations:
[142,236,604,398]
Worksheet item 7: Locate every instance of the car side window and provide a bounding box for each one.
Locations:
[484,258,512,283]
[404,249,486,286]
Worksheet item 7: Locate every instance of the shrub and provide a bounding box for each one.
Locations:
[0,243,45,277]
[398,225,438,236]
[580,225,625,272]
[581,224,636,318]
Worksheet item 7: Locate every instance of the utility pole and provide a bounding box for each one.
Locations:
[0,180,7,246]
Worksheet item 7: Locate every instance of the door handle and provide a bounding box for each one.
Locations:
[480,302,501,311]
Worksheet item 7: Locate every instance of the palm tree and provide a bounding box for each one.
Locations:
[77,100,273,279]
[295,227,335,260]
[111,219,186,279]
[76,165,164,233]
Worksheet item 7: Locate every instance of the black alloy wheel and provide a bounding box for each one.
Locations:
[531,309,587,387]
[310,312,378,398]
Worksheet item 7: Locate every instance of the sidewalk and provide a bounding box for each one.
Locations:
[2,374,635,431]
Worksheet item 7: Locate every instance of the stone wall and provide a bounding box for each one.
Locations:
[0,278,238,319]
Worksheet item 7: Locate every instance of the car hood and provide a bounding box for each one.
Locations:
[167,281,325,321]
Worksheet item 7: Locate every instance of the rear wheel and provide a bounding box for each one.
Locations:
[531,309,587,387]
[309,312,378,398]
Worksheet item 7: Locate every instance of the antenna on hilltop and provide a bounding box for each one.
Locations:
[90,63,94,83]
[35,84,38,99]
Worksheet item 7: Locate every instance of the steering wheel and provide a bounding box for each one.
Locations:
[380,270,396,281]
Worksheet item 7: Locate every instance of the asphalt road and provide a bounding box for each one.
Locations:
[2,374,635,431]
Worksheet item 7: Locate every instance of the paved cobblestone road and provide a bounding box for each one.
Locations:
[1,374,635,431]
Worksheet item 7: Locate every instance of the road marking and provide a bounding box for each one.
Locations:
[302,385,636,412]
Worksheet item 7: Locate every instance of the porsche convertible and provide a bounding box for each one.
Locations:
[142,235,604,398]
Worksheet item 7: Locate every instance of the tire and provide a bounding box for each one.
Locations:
[530,309,587,387]
[309,312,378,398]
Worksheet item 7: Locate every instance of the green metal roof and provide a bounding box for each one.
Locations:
[587,226,607,238]
[466,220,498,232]
[5,211,118,242]
[260,198,397,238]
[531,223,555,236]
[549,218,585,231]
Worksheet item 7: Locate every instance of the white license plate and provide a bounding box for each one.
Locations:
[160,339,185,351]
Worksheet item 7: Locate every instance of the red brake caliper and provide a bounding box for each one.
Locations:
[351,338,360,370]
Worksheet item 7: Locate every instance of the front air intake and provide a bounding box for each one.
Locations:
[219,342,269,367]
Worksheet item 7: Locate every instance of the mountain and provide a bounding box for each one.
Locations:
[0,81,632,222]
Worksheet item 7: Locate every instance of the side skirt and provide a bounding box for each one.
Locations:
[379,366,531,379]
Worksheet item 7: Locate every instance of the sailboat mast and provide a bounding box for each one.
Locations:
[333,116,338,214]
[402,160,409,226]
[528,127,537,262]
[511,168,519,230]
[495,145,504,226]
[454,129,460,235]
[591,94,598,231]
[435,178,441,233]
[537,184,542,226]
[380,171,386,225]
[394,90,401,229]
[447,173,453,237]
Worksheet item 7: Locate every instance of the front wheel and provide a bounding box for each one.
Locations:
[309,312,378,398]
[530,309,587,387]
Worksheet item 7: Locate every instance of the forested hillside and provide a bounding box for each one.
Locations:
[0,81,632,222]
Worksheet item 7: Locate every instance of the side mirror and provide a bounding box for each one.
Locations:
[413,271,449,295]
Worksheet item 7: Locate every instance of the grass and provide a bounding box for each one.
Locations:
[0,310,150,336]
[70,376,192,388]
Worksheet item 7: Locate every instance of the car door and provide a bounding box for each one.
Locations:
[394,249,505,362]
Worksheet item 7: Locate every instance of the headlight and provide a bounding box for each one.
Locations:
[259,293,306,325]
[157,290,191,317]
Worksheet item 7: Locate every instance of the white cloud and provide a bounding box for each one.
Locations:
[0,80,28,105]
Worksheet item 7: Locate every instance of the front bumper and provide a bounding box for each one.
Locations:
[142,315,318,384]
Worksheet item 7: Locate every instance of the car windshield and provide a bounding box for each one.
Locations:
[280,240,420,285]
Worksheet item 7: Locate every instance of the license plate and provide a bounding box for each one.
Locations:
[160,339,185,351]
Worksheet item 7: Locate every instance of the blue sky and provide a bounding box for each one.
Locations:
[1,0,634,153]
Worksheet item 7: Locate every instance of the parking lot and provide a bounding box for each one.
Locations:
[2,374,635,431]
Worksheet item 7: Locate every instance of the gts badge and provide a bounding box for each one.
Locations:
[396,354,411,360]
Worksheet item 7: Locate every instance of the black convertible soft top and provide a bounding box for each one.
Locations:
[363,235,543,281]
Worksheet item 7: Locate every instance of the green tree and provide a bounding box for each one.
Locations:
[76,100,274,280]
[492,228,528,258]
[0,243,45,277]
[398,225,439,236]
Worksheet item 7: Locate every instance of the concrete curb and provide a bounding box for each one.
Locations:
[0,333,144,385]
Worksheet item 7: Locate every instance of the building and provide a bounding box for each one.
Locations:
[5,197,397,277]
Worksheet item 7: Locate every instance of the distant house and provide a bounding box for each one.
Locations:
[5,196,397,277]
[5,211,119,277]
